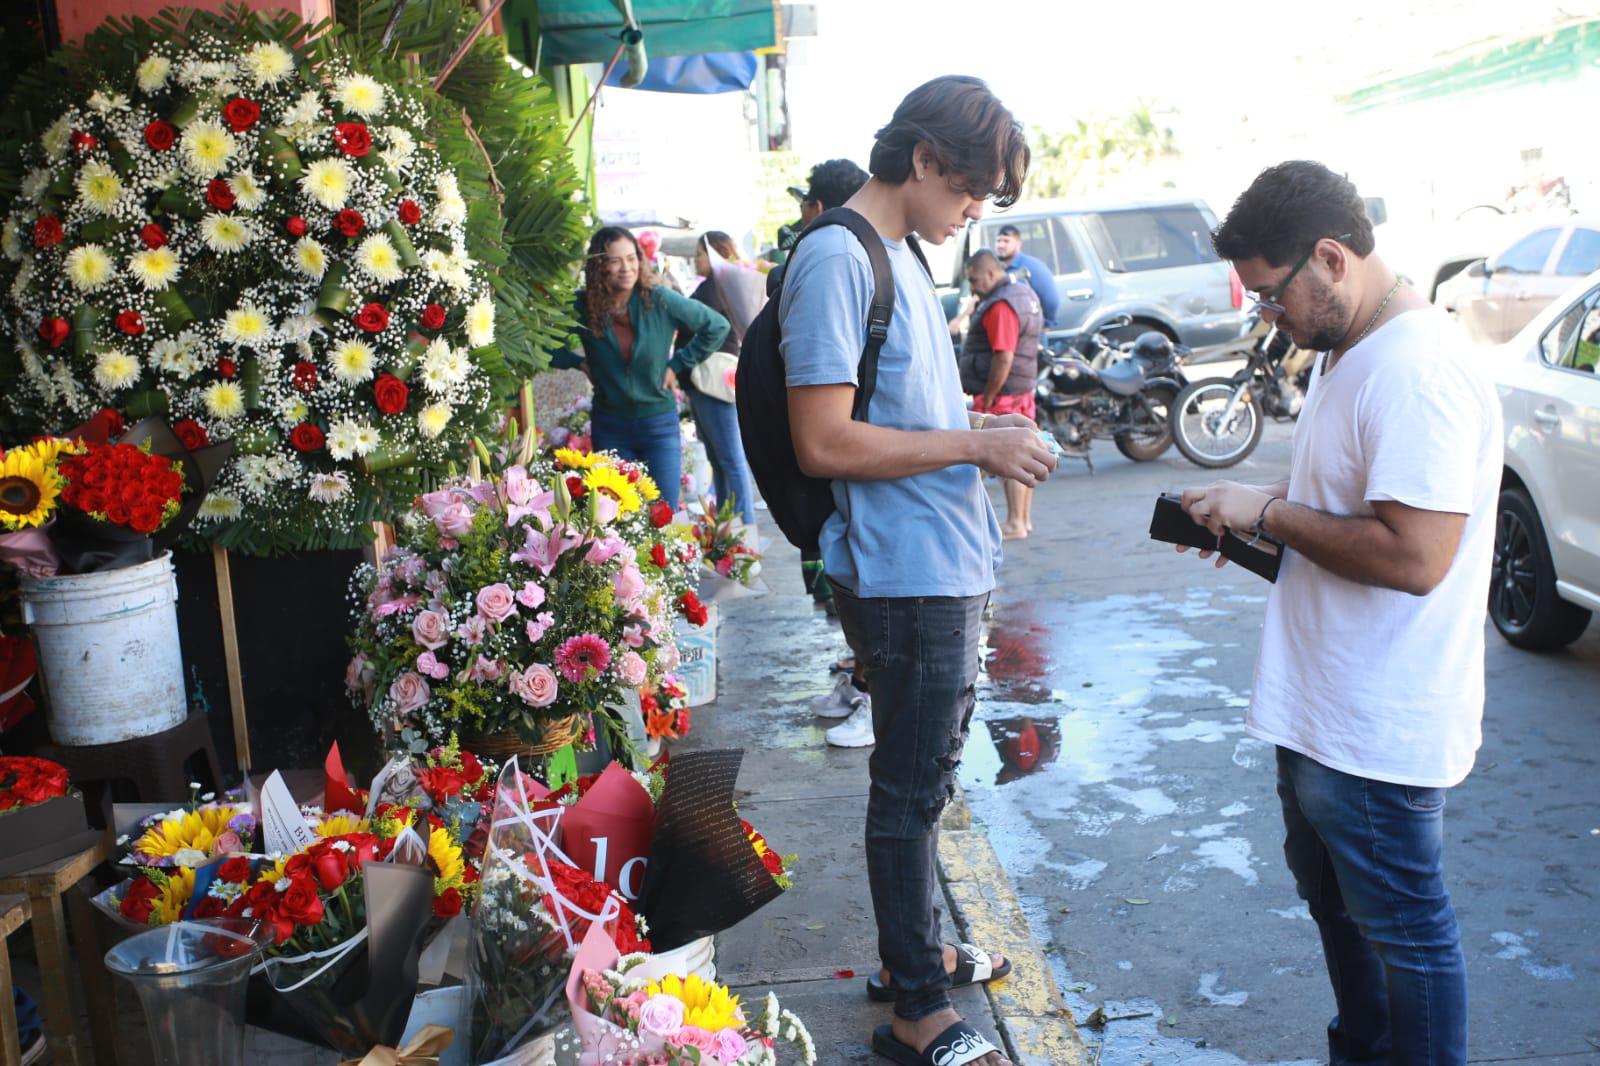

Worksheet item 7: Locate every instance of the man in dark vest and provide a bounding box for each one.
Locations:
[961,249,1043,539]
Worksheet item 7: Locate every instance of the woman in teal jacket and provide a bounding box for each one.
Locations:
[551,227,728,509]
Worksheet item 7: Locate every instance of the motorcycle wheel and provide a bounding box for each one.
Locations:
[1171,379,1265,468]
[1113,384,1177,462]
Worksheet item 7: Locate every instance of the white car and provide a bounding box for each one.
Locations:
[1439,217,1600,345]
[1490,268,1600,649]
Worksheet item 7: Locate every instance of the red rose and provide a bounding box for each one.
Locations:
[69,130,96,153]
[397,199,421,225]
[289,423,324,452]
[115,310,145,336]
[119,878,160,923]
[649,542,668,568]
[649,500,673,528]
[217,857,253,884]
[292,361,317,394]
[418,766,465,803]
[206,178,236,211]
[335,209,364,237]
[37,317,70,348]
[419,303,446,331]
[678,591,709,627]
[333,122,371,157]
[310,850,348,892]
[565,475,586,499]
[32,215,63,249]
[222,97,261,132]
[373,373,408,415]
[352,302,389,334]
[142,120,176,152]
[285,216,308,237]
[278,877,324,927]
[432,888,462,920]
[105,501,130,526]
[457,751,484,783]
[192,896,227,919]
[173,419,209,450]
[96,407,124,437]
[217,357,237,379]
[140,223,168,249]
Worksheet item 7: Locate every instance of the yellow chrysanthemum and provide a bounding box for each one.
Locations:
[181,119,237,178]
[129,246,180,290]
[334,74,386,119]
[243,41,295,85]
[300,158,353,211]
[331,339,375,384]
[132,806,245,863]
[136,54,172,94]
[465,298,494,347]
[645,974,744,1033]
[637,475,660,502]
[221,304,271,347]
[93,348,140,391]
[314,812,370,838]
[427,826,464,891]
[416,402,451,440]
[200,214,254,254]
[65,244,113,292]
[203,380,245,420]
[75,161,123,215]
[553,448,601,470]
[355,233,403,285]
[292,237,327,278]
[584,464,641,514]
[0,444,63,530]
[150,867,197,926]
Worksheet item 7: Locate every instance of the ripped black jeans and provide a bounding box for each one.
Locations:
[834,585,988,1021]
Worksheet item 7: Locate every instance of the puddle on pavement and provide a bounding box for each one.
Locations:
[960,588,1316,1066]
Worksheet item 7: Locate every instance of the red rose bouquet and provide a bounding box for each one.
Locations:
[0,755,69,811]
[57,442,183,535]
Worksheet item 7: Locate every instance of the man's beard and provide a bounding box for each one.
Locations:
[1294,279,1355,352]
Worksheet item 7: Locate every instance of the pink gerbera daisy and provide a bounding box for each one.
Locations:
[554,633,612,683]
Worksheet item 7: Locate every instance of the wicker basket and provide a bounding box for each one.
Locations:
[464,714,583,760]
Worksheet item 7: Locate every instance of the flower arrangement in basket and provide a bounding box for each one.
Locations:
[347,441,702,755]
[0,12,517,553]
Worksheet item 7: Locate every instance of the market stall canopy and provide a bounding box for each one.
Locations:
[504,0,779,69]
[603,50,759,93]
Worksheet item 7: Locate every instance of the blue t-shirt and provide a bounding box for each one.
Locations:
[1006,251,1060,327]
[778,226,1001,599]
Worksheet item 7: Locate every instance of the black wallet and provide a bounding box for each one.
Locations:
[1149,493,1283,583]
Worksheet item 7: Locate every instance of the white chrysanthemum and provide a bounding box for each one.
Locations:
[434,173,467,225]
[42,116,72,161]
[334,75,386,119]
[280,90,322,129]
[418,361,451,394]
[129,247,180,290]
[442,348,471,383]
[137,54,172,93]
[300,157,353,210]
[75,161,124,215]
[197,494,241,521]
[181,120,237,178]
[417,402,452,439]
[87,90,129,114]
[351,423,381,455]
[308,471,351,503]
[199,214,255,253]
[21,168,52,202]
[93,349,140,391]
[289,237,327,279]
[330,340,375,384]
[149,336,202,377]
[422,249,451,279]
[379,126,415,170]
[326,420,358,460]
[64,244,114,292]
[1,221,20,262]
[243,42,295,85]
[237,455,297,496]
[178,59,235,86]
[227,171,266,211]
[203,380,245,420]
[421,337,451,369]
[354,233,403,284]
[220,304,273,348]
[10,259,34,301]
[465,298,495,347]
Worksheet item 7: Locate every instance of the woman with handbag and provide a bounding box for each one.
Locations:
[551,227,728,510]
[683,231,764,525]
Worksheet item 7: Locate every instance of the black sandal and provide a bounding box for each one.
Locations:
[872,1020,1001,1065]
[866,942,1013,1002]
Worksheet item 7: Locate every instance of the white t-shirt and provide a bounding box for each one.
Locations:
[1247,308,1503,788]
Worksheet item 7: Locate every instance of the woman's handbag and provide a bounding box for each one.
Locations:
[690,351,740,404]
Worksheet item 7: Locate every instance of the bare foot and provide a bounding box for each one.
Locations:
[1001,524,1028,541]
[891,1008,1011,1065]
[878,945,1008,988]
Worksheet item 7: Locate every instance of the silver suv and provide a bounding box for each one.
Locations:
[942,197,1250,350]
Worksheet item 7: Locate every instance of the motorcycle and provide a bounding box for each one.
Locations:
[1168,316,1312,469]
[1035,323,1189,471]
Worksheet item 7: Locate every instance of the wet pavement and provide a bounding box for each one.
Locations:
[964,420,1600,1065]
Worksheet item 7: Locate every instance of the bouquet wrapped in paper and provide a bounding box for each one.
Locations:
[689,498,764,602]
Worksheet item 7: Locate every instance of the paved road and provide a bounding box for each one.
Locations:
[962,419,1600,1065]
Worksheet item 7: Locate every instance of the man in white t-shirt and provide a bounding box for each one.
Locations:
[1177,161,1501,1066]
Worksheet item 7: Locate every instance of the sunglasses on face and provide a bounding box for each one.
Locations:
[1250,232,1352,315]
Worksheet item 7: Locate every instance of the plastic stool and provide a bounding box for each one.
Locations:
[35,711,224,825]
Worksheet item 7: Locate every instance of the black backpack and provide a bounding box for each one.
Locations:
[735,208,930,552]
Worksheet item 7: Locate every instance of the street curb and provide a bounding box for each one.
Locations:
[940,794,1088,1066]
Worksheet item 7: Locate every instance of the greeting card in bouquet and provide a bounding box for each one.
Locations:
[559,763,656,903]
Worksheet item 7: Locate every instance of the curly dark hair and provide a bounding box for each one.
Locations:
[803,159,868,210]
[1212,161,1377,267]
[583,226,657,333]
[869,75,1029,209]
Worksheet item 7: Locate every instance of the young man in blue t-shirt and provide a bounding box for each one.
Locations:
[780,75,1057,1066]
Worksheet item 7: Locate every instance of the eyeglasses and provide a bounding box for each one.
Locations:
[1250,232,1352,315]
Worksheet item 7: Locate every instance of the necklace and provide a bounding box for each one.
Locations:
[1345,279,1402,351]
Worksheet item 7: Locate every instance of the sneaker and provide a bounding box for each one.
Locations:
[825,697,875,748]
[812,672,858,718]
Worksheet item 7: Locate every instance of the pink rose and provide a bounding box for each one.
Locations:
[468,656,503,682]
[619,651,648,687]
[525,612,554,643]
[667,1026,719,1056]
[211,831,241,857]
[457,617,487,646]
[515,582,546,610]
[715,1030,749,1061]
[417,650,449,680]
[613,562,646,605]
[476,583,517,623]
[623,625,645,649]
[638,994,685,1038]
[433,501,475,537]
[344,652,370,693]
[389,671,431,714]
[715,555,735,578]
[510,663,559,707]
[412,610,449,650]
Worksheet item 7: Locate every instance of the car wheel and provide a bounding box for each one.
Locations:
[1489,488,1592,649]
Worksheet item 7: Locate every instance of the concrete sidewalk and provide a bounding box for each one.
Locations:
[684,538,1085,1065]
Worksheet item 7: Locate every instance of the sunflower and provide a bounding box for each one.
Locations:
[151,867,197,925]
[584,464,641,514]
[0,443,63,529]
[553,448,600,470]
[637,475,660,502]
[427,826,465,891]
[131,806,246,866]
[645,973,744,1032]
[314,812,369,838]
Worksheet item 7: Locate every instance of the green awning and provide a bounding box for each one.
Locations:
[503,0,778,69]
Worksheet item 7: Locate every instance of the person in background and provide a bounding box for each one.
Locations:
[550,227,728,509]
[995,223,1060,327]
[685,231,760,524]
[960,249,1043,540]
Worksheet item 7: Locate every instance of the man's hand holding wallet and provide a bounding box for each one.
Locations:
[1151,480,1285,583]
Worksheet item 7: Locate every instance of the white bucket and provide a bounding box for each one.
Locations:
[20,552,187,746]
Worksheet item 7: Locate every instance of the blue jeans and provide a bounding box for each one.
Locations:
[590,408,681,510]
[1276,748,1467,1066]
[685,384,756,524]
[834,586,988,1022]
